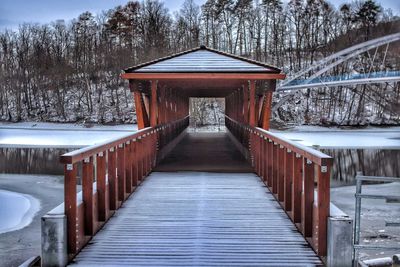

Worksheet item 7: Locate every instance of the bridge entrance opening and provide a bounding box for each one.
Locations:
[189,97,225,131]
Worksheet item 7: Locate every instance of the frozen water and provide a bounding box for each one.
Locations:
[0,190,40,234]
[0,123,137,148]
[272,126,400,149]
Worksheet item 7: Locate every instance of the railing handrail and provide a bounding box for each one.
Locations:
[225,115,332,166]
[60,116,189,164]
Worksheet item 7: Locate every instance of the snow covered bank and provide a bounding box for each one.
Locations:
[0,121,137,131]
[0,123,137,148]
[272,126,400,149]
[0,190,40,234]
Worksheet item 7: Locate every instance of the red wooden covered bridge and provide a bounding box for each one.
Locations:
[44,46,334,266]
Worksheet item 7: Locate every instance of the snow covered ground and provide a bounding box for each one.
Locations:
[0,122,137,148]
[0,190,40,234]
[272,126,400,149]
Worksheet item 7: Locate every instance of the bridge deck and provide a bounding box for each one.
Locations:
[69,172,321,266]
[68,132,322,266]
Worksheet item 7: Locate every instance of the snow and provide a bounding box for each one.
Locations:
[271,126,400,149]
[0,123,137,148]
[0,121,137,131]
[0,189,40,234]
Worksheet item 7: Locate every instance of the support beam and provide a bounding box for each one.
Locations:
[130,81,150,129]
[261,90,273,130]
[150,80,158,127]
[249,80,256,127]
[242,83,249,124]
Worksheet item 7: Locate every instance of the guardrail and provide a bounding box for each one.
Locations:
[354,173,400,262]
[225,115,332,257]
[60,116,189,259]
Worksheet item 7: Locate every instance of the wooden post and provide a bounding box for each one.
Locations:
[97,151,107,221]
[315,162,331,255]
[125,141,132,194]
[261,90,273,130]
[65,163,77,254]
[272,143,278,194]
[292,154,303,223]
[150,80,158,127]
[249,80,256,127]
[242,84,249,124]
[130,81,150,129]
[82,157,94,235]
[117,144,126,201]
[132,140,138,187]
[302,158,314,237]
[267,140,273,187]
[108,147,118,210]
[278,145,285,202]
[284,149,293,211]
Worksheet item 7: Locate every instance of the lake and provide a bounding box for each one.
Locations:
[0,147,399,187]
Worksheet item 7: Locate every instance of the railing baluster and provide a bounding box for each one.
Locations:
[125,141,132,194]
[302,159,314,237]
[278,145,285,202]
[108,147,118,210]
[82,157,94,235]
[267,140,273,187]
[97,151,107,221]
[292,154,302,223]
[65,163,78,254]
[117,144,126,201]
[272,143,278,194]
[132,140,138,187]
[284,149,293,211]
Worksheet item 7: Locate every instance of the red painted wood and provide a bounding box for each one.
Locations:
[292,154,303,223]
[65,163,77,254]
[117,144,126,201]
[132,141,138,187]
[150,80,158,127]
[82,157,94,235]
[97,152,107,221]
[108,147,118,210]
[272,143,278,194]
[315,163,331,256]
[284,150,293,211]
[249,81,256,127]
[125,142,132,194]
[277,146,285,202]
[302,159,314,237]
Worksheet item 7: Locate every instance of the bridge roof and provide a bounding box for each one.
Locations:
[124,46,281,74]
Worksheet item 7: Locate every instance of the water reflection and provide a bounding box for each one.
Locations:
[323,149,400,187]
[0,148,71,175]
[1,147,399,187]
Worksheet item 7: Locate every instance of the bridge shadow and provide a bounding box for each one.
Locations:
[155,130,253,173]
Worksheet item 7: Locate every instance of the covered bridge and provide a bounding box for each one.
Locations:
[42,46,335,267]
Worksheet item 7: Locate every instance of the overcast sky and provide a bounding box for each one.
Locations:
[0,0,398,31]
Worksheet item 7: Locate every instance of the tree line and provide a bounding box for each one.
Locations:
[0,0,399,125]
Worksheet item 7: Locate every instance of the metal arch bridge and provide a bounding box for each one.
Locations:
[273,33,400,112]
[278,70,400,91]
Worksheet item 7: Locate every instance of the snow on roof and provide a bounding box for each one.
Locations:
[125,46,281,73]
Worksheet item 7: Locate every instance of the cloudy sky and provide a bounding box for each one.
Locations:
[0,0,398,31]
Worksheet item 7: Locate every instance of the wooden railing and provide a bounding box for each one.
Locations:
[61,116,189,259]
[225,115,332,257]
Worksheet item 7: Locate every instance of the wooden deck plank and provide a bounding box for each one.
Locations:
[69,172,322,266]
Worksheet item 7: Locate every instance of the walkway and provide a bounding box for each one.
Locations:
[155,131,253,172]
[68,132,322,266]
